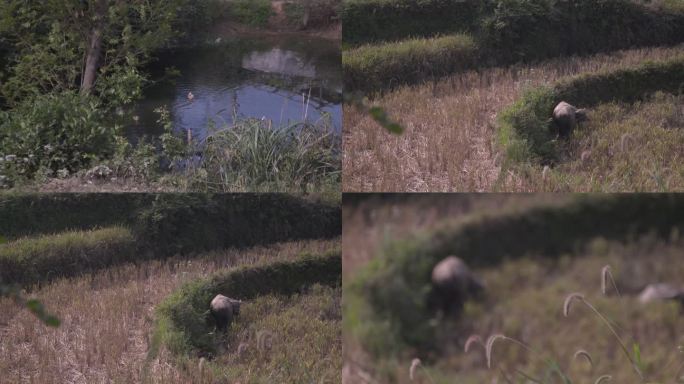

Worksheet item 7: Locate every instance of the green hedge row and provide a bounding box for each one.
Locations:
[342,0,684,94]
[497,55,684,164]
[0,227,137,287]
[342,0,483,46]
[0,194,341,287]
[348,194,684,355]
[343,34,477,94]
[0,193,153,239]
[153,250,342,357]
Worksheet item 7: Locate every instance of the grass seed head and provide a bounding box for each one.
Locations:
[464,334,484,353]
[486,334,507,369]
[564,293,584,317]
[409,358,422,381]
[573,349,594,367]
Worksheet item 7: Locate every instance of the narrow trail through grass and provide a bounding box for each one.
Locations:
[343,45,684,192]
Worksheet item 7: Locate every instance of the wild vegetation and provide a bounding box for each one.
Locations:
[343,194,684,383]
[0,193,341,286]
[344,44,684,192]
[0,194,341,383]
[343,0,684,192]
[0,0,341,192]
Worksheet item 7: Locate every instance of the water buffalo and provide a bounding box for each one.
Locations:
[553,101,588,139]
[430,256,485,316]
[638,283,684,306]
[210,294,242,332]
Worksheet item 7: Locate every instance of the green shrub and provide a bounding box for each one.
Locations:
[0,92,117,185]
[0,193,153,239]
[154,250,341,357]
[0,227,136,287]
[227,0,273,27]
[134,194,341,255]
[343,34,478,94]
[348,194,684,354]
[342,0,484,45]
[480,0,684,64]
[498,55,684,164]
[343,0,684,94]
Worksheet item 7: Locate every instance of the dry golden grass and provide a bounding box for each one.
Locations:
[0,238,339,384]
[343,44,684,192]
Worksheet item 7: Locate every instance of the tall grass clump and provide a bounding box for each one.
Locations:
[179,118,340,193]
[346,194,684,356]
[0,227,136,287]
[343,34,478,94]
[498,55,684,164]
[153,249,341,358]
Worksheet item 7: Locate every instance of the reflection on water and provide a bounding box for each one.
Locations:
[127,34,341,141]
[242,48,317,78]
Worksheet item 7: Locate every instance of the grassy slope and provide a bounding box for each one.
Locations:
[342,196,684,384]
[373,237,684,384]
[200,285,341,383]
[342,45,684,192]
[0,238,339,384]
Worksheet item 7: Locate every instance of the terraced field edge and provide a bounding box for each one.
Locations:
[0,194,341,287]
[497,55,684,165]
[152,249,342,358]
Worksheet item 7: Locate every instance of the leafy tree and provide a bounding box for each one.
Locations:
[0,0,193,109]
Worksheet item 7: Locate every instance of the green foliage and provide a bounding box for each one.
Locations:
[284,0,341,29]
[153,250,341,357]
[0,226,137,287]
[180,118,341,193]
[343,0,684,94]
[134,194,341,256]
[227,0,274,27]
[0,193,153,239]
[0,0,191,107]
[480,0,684,64]
[498,55,684,164]
[342,0,484,45]
[348,194,684,355]
[0,92,116,185]
[343,34,478,94]
[0,193,341,287]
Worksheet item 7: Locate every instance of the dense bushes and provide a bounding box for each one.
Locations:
[343,0,684,94]
[342,0,483,45]
[498,55,684,163]
[479,0,684,64]
[135,194,341,255]
[348,194,684,355]
[0,227,136,287]
[343,34,477,94]
[0,92,116,185]
[0,194,153,239]
[154,250,341,357]
[226,0,273,27]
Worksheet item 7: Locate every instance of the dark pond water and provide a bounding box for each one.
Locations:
[126,34,342,141]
